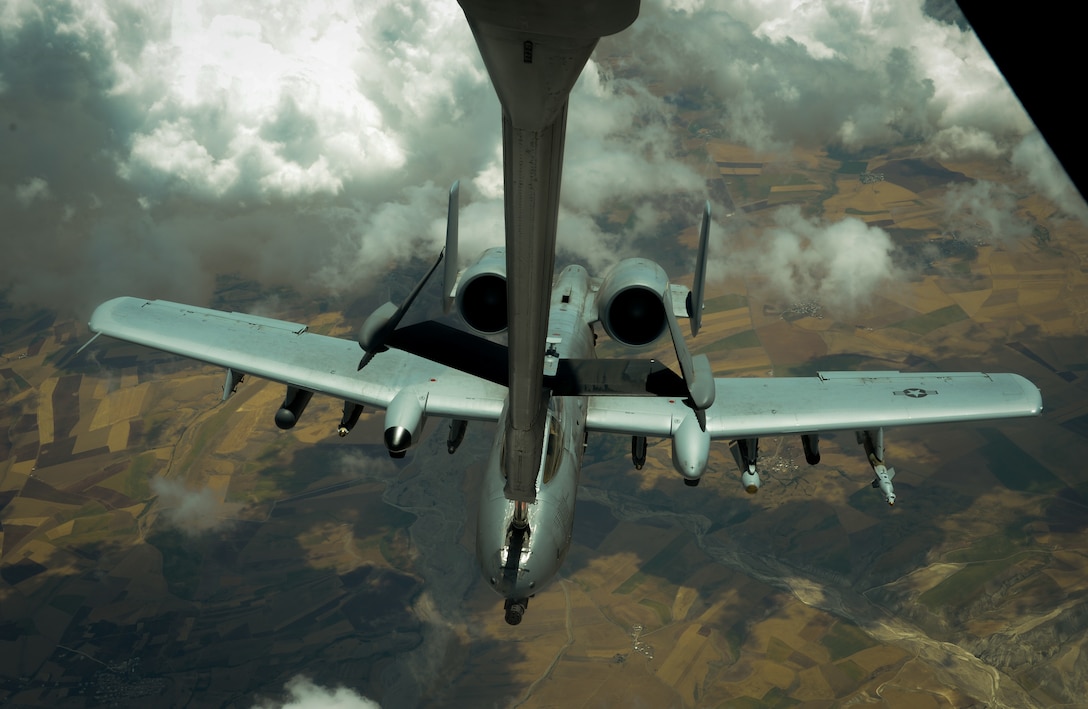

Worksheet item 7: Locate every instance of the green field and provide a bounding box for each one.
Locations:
[147,528,204,600]
[782,354,884,377]
[611,534,691,594]
[917,558,1019,610]
[697,329,761,354]
[944,526,1035,563]
[704,294,749,311]
[821,621,876,661]
[638,598,672,625]
[977,428,1064,494]
[837,160,868,175]
[892,304,969,335]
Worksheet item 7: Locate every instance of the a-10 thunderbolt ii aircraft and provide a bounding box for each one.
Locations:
[86,0,1042,625]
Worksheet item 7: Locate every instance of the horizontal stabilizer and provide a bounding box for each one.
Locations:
[387,320,508,386]
[387,322,690,398]
[545,359,687,397]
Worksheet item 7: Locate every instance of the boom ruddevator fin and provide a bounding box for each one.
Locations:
[358,181,462,370]
[443,181,460,315]
[357,249,445,371]
[688,200,711,338]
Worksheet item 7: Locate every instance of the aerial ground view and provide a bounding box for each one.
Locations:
[2,1,1086,708]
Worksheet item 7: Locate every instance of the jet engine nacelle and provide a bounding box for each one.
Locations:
[456,247,508,335]
[597,258,669,348]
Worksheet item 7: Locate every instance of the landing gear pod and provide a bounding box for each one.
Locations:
[384,391,427,458]
[357,302,398,354]
[671,415,709,483]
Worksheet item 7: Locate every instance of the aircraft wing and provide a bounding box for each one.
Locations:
[88,297,508,422]
[585,371,1042,438]
[88,299,1042,440]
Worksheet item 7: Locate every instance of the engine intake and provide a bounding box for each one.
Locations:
[456,247,507,335]
[597,258,669,348]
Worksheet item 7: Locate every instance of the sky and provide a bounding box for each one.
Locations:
[3,0,1084,321]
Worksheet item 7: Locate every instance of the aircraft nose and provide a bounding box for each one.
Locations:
[484,553,538,598]
[489,570,532,598]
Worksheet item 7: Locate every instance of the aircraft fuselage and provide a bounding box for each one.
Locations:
[475,264,594,623]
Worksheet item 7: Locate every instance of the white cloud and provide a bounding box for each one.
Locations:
[942,181,1034,245]
[929,125,1003,160]
[150,477,231,535]
[123,120,242,198]
[14,177,50,206]
[605,0,1030,156]
[1011,131,1088,223]
[117,1,413,200]
[333,449,398,481]
[0,0,1079,316]
[715,206,902,313]
[252,676,380,709]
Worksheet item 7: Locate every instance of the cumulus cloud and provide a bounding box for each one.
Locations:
[252,676,380,709]
[1011,131,1088,223]
[0,0,497,312]
[334,450,398,481]
[603,0,1031,155]
[928,125,1003,160]
[150,476,231,535]
[716,206,902,313]
[1,0,1078,318]
[942,181,1034,245]
[14,177,50,206]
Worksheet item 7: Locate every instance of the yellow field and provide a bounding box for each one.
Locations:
[88,382,151,430]
[36,376,57,445]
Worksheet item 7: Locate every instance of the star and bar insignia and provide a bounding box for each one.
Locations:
[894,387,937,398]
